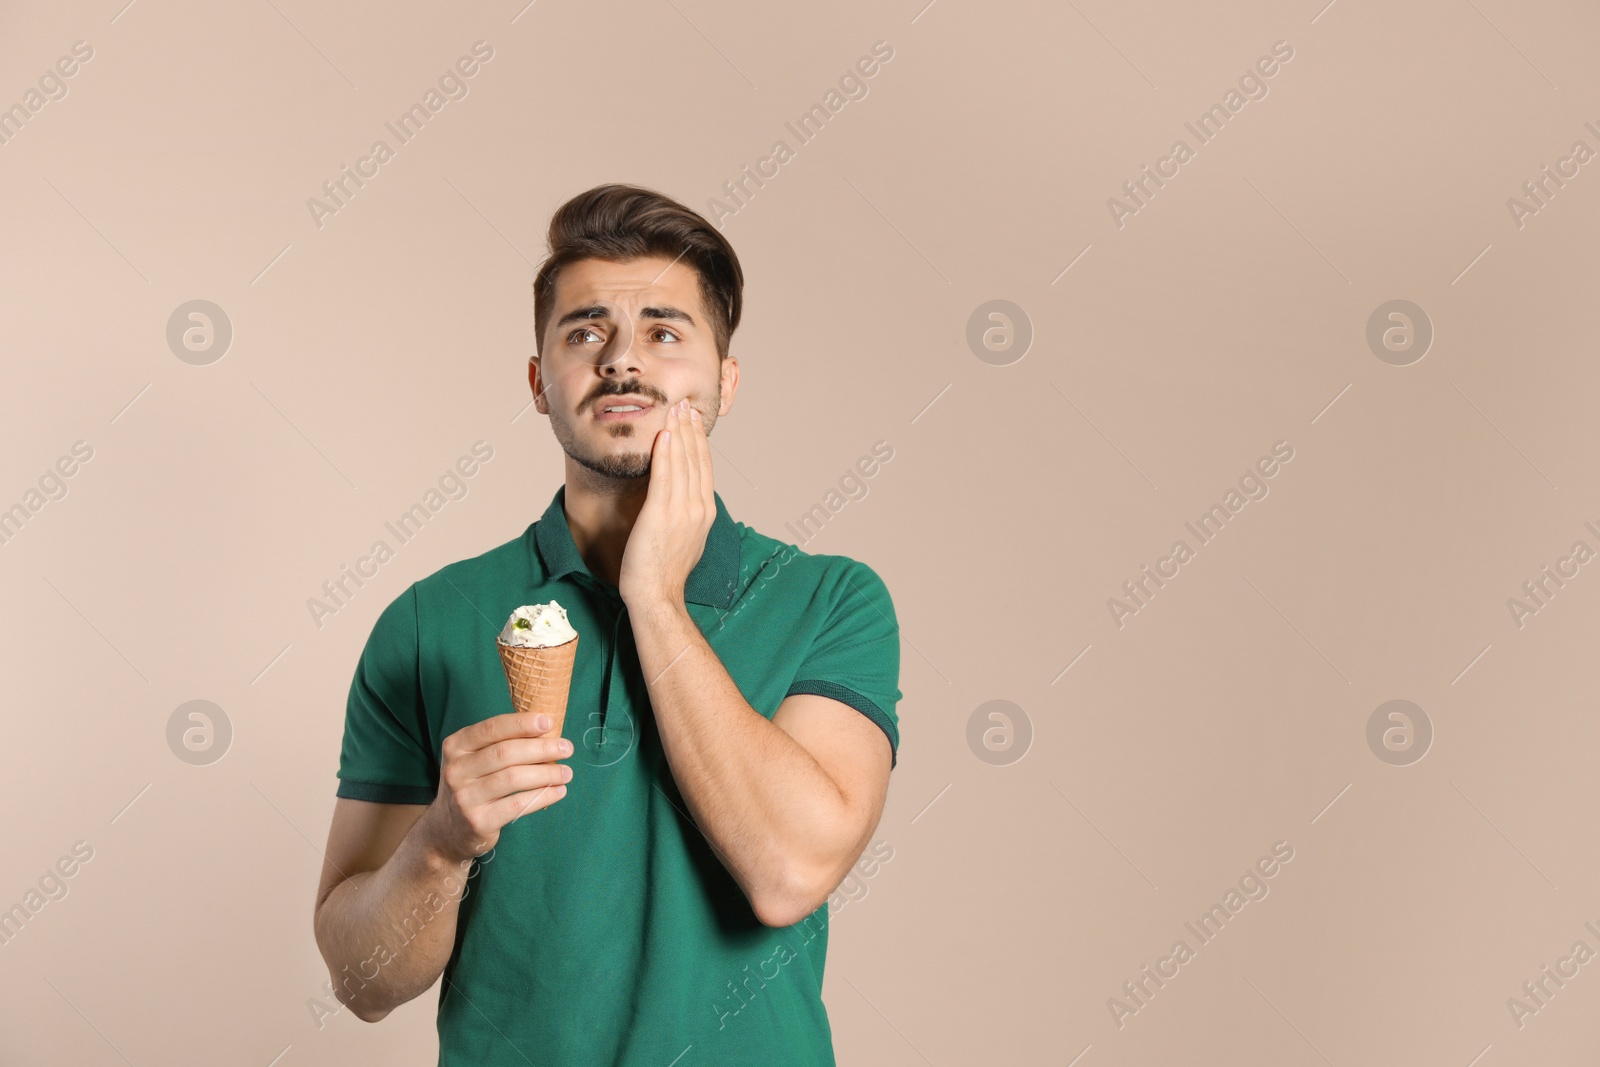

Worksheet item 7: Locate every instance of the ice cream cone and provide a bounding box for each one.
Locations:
[496,634,578,737]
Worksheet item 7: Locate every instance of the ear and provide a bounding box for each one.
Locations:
[529,357,547,414]
[717,355,740,417]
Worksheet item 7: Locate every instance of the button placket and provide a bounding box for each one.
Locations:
[577,586,634,767]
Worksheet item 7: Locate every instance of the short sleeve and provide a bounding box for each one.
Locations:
[335,585,438,804]
[785,560,903,769]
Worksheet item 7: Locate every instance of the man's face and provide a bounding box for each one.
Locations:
[532,255,738,481]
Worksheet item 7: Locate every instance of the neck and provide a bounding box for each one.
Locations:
[562,458,648,589]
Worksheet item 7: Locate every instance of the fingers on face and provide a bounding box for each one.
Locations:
[678,402,701,501]
[679,399,712,503]
[666,401,689,501]
[652,406,674,500]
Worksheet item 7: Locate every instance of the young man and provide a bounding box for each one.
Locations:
[313,184,902,1065]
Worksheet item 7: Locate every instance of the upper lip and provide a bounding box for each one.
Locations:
[594,395,655,414]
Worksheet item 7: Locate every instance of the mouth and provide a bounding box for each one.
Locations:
[593,396,657,422]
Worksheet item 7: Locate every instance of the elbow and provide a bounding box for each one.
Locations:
[754,895,818,929]
[751,868,830,929]
[333,979,395,1024]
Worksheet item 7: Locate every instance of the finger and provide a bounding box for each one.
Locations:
[652,409,675,508]
[457,735,572,779]
[672,401,693,505]
[446,711,558,761]
[679,401,701,506]
[462,762,572,808]
[687,403,713,510]
[487,782,569,826]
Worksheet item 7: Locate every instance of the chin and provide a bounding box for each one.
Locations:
[576,447,652,481]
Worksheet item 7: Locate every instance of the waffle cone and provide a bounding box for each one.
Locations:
[496,634,578,736]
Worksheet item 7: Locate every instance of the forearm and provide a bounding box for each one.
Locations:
[314,808,468,1021]
[630,599,853,922]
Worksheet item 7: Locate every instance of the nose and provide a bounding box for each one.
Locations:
[595,316,640,376]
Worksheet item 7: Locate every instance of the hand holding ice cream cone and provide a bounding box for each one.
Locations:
[413,601,583,864]
[420,710,576,864]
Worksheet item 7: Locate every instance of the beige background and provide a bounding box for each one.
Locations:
[3,0,1599,1062]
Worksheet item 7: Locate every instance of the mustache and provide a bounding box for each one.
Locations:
[584,383,667,412]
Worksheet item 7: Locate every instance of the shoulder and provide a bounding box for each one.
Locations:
[373,526,536,627]
[733,521,893,604]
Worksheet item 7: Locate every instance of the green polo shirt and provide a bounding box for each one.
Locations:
[334,485,902,1066]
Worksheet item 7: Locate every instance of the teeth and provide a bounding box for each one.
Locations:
[605,405,642,413]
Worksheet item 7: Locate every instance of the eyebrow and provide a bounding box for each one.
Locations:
[554,304,697,328]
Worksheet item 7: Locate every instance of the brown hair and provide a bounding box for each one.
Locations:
[532,184,744,360]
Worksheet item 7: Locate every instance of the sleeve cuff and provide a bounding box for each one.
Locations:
[335,778,436,804]
[784,679,899,770]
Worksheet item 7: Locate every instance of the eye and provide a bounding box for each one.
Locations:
[567,327,603,345]
[648,327,680,344]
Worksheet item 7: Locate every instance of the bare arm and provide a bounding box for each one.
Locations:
[617,399,893,928]
[312,800,464,1022]
[630,599,892,928]
[313,713,574,1022]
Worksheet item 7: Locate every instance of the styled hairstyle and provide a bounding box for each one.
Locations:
[532,184,744,360]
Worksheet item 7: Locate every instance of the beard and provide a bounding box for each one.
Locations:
[548,381,720,482]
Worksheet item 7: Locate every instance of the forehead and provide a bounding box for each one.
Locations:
[551,256,705,314]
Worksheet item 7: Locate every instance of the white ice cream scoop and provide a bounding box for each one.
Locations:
[498,601,577,648]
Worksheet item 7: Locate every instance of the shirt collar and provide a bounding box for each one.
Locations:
[531,484,741,609]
